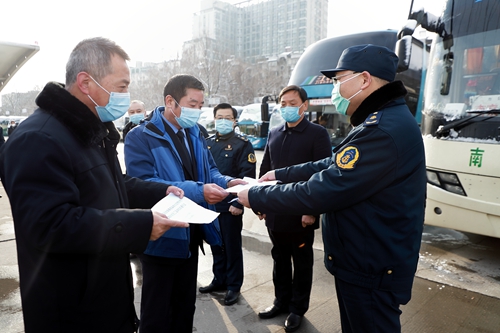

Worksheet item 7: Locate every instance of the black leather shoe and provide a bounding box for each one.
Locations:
[199,283,226,293]
[224,290,240,305]
[258,305,286,319]
[284,313,303,332]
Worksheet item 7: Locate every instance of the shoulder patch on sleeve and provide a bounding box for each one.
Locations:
[363,111,382,126]
[248,153,257,163]
[237,134,248,141]
[335,145,360,170]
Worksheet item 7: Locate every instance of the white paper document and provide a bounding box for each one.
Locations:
[151,193,219,224]
[226,177,280,194]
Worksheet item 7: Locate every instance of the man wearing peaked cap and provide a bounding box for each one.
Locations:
[321,44,399,82]
[237,43,426,332]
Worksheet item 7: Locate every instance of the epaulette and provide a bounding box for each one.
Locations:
[363,111,382,126]
[236,134,248,141]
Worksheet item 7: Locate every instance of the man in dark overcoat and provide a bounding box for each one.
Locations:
[256,85,332,332]
[0,37,187,333]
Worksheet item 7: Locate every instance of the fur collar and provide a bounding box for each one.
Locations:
[35,82,110,147]
[350,81,407,126]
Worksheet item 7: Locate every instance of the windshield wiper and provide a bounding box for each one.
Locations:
[435,109,500,138]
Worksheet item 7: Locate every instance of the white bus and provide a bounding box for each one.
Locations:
[398,0,500,237]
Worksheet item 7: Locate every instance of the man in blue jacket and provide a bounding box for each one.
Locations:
[124,74,244,333]
[238,45,426,333]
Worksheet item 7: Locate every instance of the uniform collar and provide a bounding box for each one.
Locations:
[216,131,235,140]
[350,81,407,127]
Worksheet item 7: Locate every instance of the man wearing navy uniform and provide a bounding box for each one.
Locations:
[200,103,256,306]
[238,44,426,333]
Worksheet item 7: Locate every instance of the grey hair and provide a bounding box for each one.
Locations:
[65,37,130,87]
[130,100,145,107]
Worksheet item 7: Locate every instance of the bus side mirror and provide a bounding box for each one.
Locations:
[440,52,453,95]
[397,19,417,39]
[260,122,269,138]
[261,95,272,122]
[396,35,412,73]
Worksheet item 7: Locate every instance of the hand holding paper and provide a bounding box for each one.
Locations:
[227,178,248,188]
[226,177,279,194]
[152,193,220,224]
[150,212,188,241]
[259,170,276,182]
[237,189,251,208]
[166,185,184,198]
[203,183,228,204]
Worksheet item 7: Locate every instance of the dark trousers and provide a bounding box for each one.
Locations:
[138,252,199,333]
[210,212,244,291]
[268,227,315,316]
[335,277,411,333]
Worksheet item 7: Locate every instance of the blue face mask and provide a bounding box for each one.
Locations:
[280,103,304,123]
[87,76,130,122]
[129,113,144,125]
[331,73,362,116]
[169,99,201,128]
[215,119,234,135]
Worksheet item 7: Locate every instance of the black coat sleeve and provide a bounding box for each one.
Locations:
[259,131,273,177]
[1,131,154,256]
[123,174,170,209]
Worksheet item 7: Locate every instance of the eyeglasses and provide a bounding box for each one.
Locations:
[215,116,235,121]
[332,72,357,84]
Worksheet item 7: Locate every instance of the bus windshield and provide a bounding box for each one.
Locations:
[419,0,500,142]
[424,31,500,117]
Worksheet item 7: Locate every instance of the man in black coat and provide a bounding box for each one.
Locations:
[257,85,332,332]
[7,120,17,136]
[201,103,256,306]
[0,37,188,333]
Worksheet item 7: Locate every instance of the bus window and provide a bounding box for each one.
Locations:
[462,44,500,109]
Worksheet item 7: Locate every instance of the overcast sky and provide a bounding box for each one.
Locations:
[1,0,442,99]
